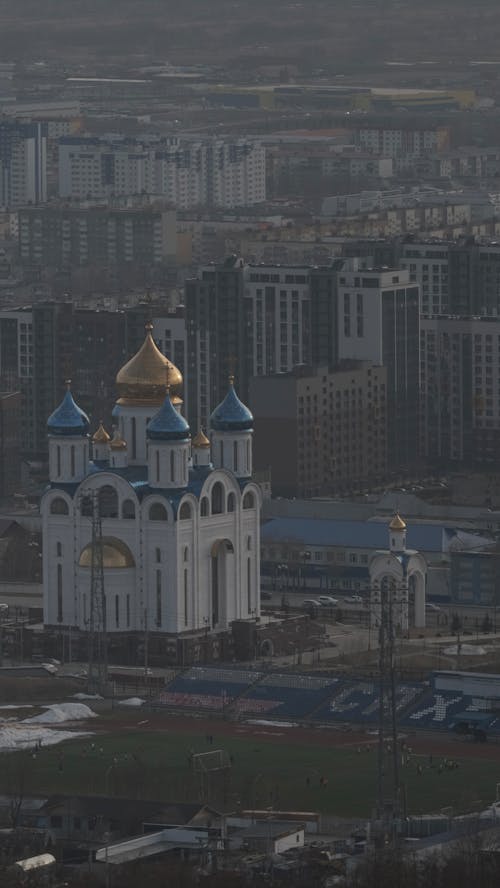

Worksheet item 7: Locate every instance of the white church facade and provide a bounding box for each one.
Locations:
[41,325,261,660]
[369,514,427,634]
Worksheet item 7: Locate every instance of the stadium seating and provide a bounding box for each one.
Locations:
[402,691,500,730]
[312,681,423,724]
[152,666,500,731]
[156,666,262,711]
[236,673,339,719]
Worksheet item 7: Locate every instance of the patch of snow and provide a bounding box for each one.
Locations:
[0,705,34,710]
[247,719,298,728]
[0,724,92,751]
[25,703,97,724]
[443,644,487,656]
[72,693,103,701]
[118,697,145,707]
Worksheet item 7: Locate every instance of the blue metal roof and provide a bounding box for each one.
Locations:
[261,517,489,554]
[47,389,89,437]
[146,395,190,441]
[210,383,253,431]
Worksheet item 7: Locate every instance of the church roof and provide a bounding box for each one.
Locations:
[116,324,182,406]
[47,464,250,518]
[261,517,494,554]
[210,380,253,432]
[92,422,110,444]
[389,513,407,531]
[47,387,89,437]
[146,395,190,441]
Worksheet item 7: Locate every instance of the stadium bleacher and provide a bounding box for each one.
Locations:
[157,666,263,711]
[312,681,423,724]
[402,691,500,730]
[152,666,500,732]
[235,673,338,719]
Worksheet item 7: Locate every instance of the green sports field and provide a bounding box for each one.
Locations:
[2,729,500,819]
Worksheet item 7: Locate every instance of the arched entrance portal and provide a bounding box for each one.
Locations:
[210,539,234,629]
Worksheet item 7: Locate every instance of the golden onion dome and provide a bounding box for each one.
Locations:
[192,429,210,449]
[79,537,135,569]
[109,428,127,451]
[389,513,407,531]
[92,421,111,444]
[116,323,183,406]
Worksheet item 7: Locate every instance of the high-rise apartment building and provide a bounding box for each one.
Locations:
[337,262,420,470]
[357,124,450,157]
[420,315,500,465]
[18,205,177,270]
[58,137,266,209]
[185,259,342,432]
[0,120,47,207]
[0,391,21,497]
[250,363,388,497]
[185,257,416,474]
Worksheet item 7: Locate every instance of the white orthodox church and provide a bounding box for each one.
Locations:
[369,514,427,633]
[41,325,261,658]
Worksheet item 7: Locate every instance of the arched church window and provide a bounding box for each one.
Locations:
[179,502,192,520]
[56,541,62,557]
[227,492,235,513]
[243,491,255,510]
[50,497,69,516]
[80,494,93,517]
[149,502,168,521]
[122,499,136,520]
[184,546,189,562]
[233,441,238,473]
[247,535,252,551]
[200,497,209,517]
[98,485,118,518]
[211,482,224,515]
[70,445,75,477]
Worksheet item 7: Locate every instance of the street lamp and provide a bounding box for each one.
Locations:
[300,551,311,591]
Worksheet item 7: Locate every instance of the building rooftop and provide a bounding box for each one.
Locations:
[261,516,493,554]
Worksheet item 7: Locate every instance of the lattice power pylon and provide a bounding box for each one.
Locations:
[374,578,403,836]
[80,490,108,693]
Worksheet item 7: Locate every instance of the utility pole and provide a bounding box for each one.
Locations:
[374,578,402,843]
[81,491,108,694]
[143,607,149,674]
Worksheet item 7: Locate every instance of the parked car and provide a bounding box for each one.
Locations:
[261,590,272,600]
[318,595,339,607]
[425,603,441,612]
[344,595,363,604]
[302,599,321,612]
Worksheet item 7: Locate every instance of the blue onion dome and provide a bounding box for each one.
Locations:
[146,394,190,441]
[47,384,89,437]
[210,378,253,431]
